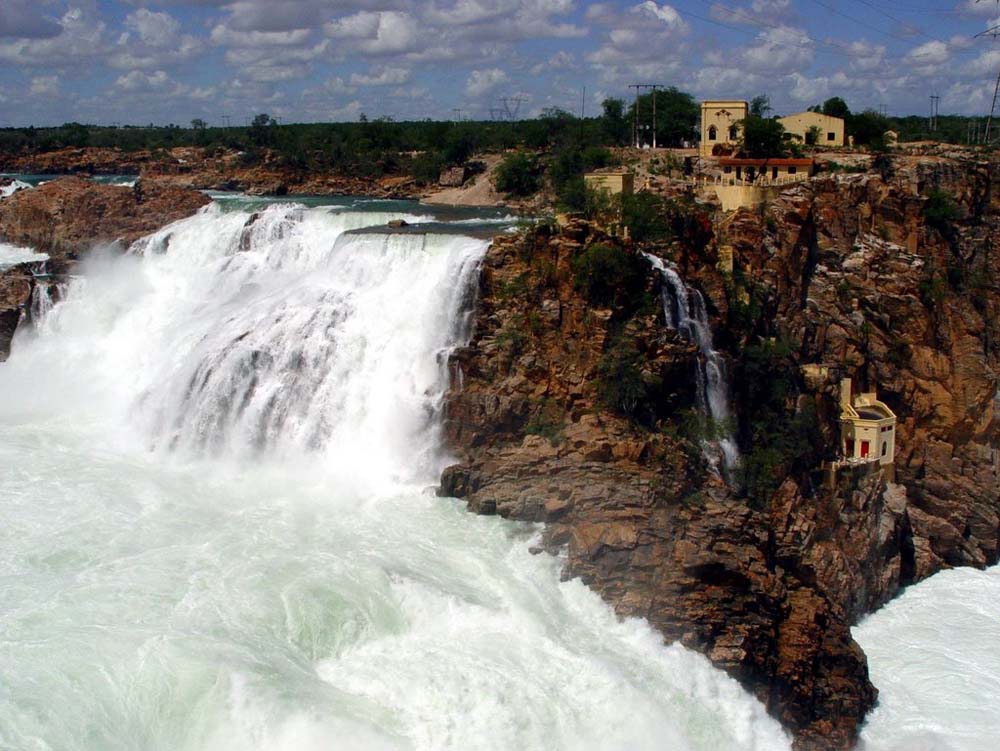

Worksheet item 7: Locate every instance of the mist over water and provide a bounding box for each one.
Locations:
[0,200,790,751]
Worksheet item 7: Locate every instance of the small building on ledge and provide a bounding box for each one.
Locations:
[584,170,634,196]
[839,377,896,465]
[718,157,815,183]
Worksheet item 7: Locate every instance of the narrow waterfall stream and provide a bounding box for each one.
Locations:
[645,254,739,474]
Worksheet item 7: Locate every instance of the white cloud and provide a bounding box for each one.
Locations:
[349,66,411,85]
[464,67,507,97]
[740,26,813,73]
[904,40,951,73]
[29,75,59,97]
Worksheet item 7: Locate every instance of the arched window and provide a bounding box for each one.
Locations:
[708,125,717,141]
[729,125,739,140]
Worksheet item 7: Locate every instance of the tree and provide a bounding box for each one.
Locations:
[190,118,207,130]
[738,116,788,158]
[493,151,540,197]
[805,125,822,146]
[628,87,698,147]
[749,95,771,118]
[821,97,850,119]
[601,98,628,146]
[248,113,277,148]
[848,110,890,147]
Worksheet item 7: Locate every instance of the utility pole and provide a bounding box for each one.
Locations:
[452,108,463,121]
[929,95,940,132]
[975,1,1000,144]
[221,115,231,128]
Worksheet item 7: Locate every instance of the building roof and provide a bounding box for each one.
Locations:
[778,111,845,123]
[719,158,815,167]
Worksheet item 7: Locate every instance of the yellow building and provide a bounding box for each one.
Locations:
[839,378,896,466]
[778,111,846,147]
[718,157,814,182]
[700,100,748,156]
[584,170,634,195]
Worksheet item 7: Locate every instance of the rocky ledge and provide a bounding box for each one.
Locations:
[0,176,210,358]
[438,153,1000,749]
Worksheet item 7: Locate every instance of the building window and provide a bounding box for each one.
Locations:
[772,167,778,179]
[724,166,732,174]
[708,125,717,141]
[729,125,738,140]
[788,166,797,174]
[827,132,836,141]
[846,438,855,456]
[882,442,888,457]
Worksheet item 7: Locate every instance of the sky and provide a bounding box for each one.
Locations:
[2,1,1000,126]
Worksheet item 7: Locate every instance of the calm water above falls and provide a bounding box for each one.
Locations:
[0,200,790,751]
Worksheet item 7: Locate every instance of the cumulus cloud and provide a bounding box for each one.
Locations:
[904,40,951,73]
[464,67,507,97]
[0,7,106,67]
[29,75,59,97]
[586,2,689,82]
[740,26,814,73]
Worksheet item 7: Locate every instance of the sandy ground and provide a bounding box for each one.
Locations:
[422,153,505,206]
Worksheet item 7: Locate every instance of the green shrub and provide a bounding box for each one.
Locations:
[410,151,444,184]
[596,337,659,421]
[571,243,646,308]
[620,192,672,243]
[494,151,541,197]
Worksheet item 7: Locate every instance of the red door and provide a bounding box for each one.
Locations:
[860,440,870,458]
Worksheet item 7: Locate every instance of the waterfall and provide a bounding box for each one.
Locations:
[27,275,69,328]
[3,202,487,486]
[0,201,791,751]
[645,254,739,474]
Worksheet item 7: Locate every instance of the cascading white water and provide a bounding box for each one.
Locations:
[645,254,739,472]
[0,200,791,751]
[854,566,1000,751]
[0,178,31,198]
[0,240,48,270]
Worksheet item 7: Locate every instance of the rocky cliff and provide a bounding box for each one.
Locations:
[439,153,1000,749]
[0,176,210,358]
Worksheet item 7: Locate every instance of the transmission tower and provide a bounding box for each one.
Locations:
[499,97,524,121]
[628,84,663,148]
[975,1,1000,144]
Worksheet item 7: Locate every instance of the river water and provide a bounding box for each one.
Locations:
[0,198,790,751]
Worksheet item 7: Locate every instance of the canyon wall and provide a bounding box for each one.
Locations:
[439,154,1000,749]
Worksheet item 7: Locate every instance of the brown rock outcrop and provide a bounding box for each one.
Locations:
[0,176,210,269]
[0,176,210,357]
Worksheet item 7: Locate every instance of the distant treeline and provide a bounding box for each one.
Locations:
[0,91,991,183]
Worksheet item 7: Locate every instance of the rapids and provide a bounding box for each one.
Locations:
[0,199,790,751]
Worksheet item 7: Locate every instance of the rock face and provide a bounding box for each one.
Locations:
[0,176,210,269]
[0,176,210,356]
[439,154,1000,749]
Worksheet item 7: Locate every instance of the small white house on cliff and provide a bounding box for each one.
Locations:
[839,378,896,465]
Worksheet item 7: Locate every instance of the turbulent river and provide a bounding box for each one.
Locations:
[0,197,793,751]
